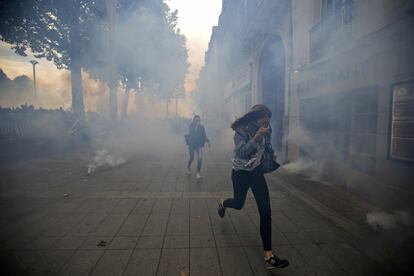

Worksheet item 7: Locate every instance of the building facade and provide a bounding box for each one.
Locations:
[199,0,414,207]
[198,0,292,157]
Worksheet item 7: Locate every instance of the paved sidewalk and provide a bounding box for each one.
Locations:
[0,144,411,275]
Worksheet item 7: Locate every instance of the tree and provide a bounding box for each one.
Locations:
[120,0,188,112]
[86,0,188,118]
[0,0,105,119]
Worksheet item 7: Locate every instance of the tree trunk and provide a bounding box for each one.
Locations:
[106,0,118,121]
[69,15,85,121]
[134,92,145,116]
[98,82,106,114]
[109,81,118,121]
[121,86,129,119]
[70,61,85,120]
[166,98,169,119]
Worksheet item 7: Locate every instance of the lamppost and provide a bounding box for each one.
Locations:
[136,77,145,115]
[172,89,183,117]
[30,60,39,98]
[175,98,178,117]
[121,77,129,120]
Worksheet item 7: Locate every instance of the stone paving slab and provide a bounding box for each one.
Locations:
[190,247,221,276]
[90,250,132,276]
[157,248,189,276]
[58,250,103,276]
[0,147,410,275]
[123,249,161,276]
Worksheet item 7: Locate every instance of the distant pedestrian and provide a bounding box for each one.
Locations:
[185,115,210,178]
[218,104,289,269]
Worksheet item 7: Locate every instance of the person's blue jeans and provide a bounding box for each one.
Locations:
[188,146,203,172]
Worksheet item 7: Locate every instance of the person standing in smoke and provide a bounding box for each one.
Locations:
[185,115,211,178]
[217,104,289,269]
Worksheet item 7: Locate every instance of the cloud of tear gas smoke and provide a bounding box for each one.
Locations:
[282,126,347,184]
[78,2,191,118]
[283,158,323,179]
[0,63,104,112]
[87,149,126,174]
[85,113,185,174]
[0,58,194,118]
[168,0,221,92]
[0,1,196,166]
[0,0,192,116]
[283,127,322,176]
[366,210,412,231]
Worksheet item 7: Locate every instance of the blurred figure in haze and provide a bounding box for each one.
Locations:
[185,115,210,178]
[217,104,289,269]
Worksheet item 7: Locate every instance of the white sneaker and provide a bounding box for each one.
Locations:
[196,172,202,179]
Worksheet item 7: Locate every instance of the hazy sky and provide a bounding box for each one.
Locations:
[168,0,222,91]
[0,1,222,89]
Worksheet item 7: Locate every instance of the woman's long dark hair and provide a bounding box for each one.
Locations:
[190,115,201,129]
[231,104,272,130]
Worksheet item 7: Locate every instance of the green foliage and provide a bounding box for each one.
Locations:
[0,0,105,69]
[86,0,189,98]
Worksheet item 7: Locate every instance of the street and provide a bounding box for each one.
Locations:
[0,0,413,275]
[0,138,408,276]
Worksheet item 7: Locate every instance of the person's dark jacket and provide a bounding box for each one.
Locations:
[188,123,209,148]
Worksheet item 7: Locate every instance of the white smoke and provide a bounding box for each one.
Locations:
[282,159,323,181]
[366,210,412,231]
[87,149,126,174]
[85,113,183,175]
[282,126,347,184]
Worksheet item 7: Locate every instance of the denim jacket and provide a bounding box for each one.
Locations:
[188,123,209,148]
[232,122,274,171]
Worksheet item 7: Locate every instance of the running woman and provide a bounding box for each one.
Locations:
[218,104,289,269]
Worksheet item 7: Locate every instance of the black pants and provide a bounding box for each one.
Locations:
[223,166,272,251]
